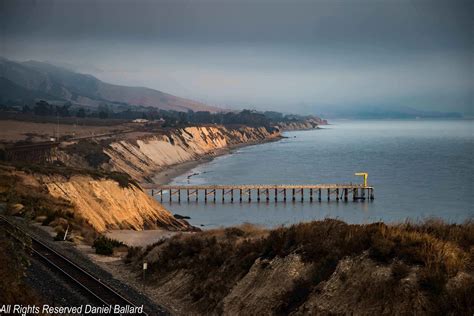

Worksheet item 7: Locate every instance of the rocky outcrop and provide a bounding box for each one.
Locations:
[104,125,280,182]
[277,117,328,131]
[43,174,189,232]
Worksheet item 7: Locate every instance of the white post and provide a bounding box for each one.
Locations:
[142,261,148,291]
[63,224,69,241]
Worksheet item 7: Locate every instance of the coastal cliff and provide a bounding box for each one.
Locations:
[0,166,190,233]
[1,121,323,234]
[58,122,324,183]
[43,174,188,232]
[103,125,281,182]
[277,117,328,131]
[1,122,318,234]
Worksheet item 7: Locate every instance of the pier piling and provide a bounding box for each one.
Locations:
[150,183,374,204]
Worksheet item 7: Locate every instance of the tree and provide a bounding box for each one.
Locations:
[22,105,31,113]
[34,100,54,116]
[76,108,86,118]
[98,104,109,119]
[56,103,71,117]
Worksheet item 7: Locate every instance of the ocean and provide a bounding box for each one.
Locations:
[160,120,473,228]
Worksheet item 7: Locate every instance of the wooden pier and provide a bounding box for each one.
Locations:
[147,184,374,203]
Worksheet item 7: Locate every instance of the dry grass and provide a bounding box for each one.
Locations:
[0,229,42,305]
[127,218,474,315]
[0,119,126,142]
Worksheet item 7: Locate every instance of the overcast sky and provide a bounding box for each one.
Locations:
[1,0,472,115]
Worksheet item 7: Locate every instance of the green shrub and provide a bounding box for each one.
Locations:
[92,236,124,255]
[64,139,110,168]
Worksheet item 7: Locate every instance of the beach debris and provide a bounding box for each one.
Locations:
[187,172,200,179]
[174,214,191,220]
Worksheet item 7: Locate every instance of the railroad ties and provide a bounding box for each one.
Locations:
[149,184,374,203]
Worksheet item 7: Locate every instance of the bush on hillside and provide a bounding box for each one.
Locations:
[93,235,124,255]
[64,139,110,168]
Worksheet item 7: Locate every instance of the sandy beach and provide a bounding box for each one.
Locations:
[150,137,283,185]
[151,153,218,185]
[105,229,182,247]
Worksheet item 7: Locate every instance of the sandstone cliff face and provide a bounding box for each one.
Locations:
[104,125,280,181]
[43,175,188,232]
[277,118,327,131]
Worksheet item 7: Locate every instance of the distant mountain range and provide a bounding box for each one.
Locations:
[0,57,220,112]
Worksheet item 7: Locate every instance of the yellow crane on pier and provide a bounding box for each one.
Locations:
[355,172,368,187]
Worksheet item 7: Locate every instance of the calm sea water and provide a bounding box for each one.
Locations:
[159,120,473,228]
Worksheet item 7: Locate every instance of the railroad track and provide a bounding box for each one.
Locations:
[0,215,148,315]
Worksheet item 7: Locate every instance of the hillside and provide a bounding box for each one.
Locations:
[0,57,219,112]
[0,77,55,103]
[0,165,191,235]
[124,219,474,315]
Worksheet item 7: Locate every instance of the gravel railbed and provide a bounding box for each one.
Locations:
[8,215,170,315]
[26,255,93,307]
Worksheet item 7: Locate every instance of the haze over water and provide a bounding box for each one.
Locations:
[162,120,473,228]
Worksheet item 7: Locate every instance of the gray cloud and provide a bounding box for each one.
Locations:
[1,0,472,114]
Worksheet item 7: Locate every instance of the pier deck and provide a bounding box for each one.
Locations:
[146,184,374,203]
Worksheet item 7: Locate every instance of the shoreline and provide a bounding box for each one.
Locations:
[150,135,284,186]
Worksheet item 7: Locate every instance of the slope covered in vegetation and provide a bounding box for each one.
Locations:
[125,219,474,315]
[0,164,190,238]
